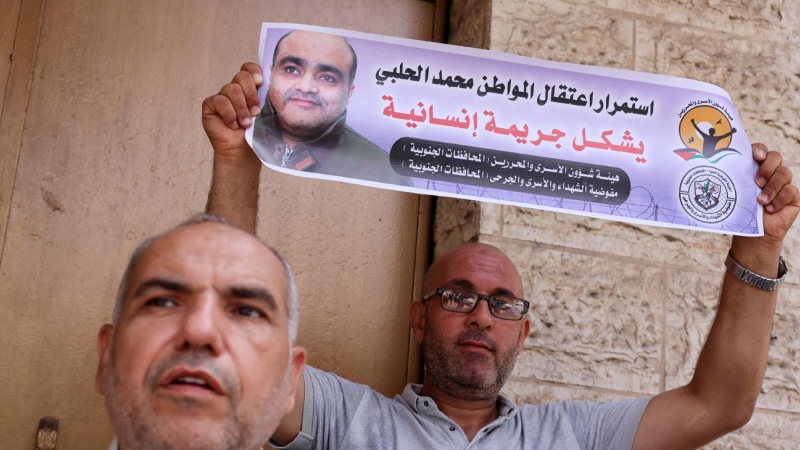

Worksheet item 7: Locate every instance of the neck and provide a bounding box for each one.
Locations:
[282,135,301,148]
[418,378,499,441]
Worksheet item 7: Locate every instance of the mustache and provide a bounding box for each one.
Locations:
[283,89,326,107]
[146,351,238,396]
[457,330,497,351]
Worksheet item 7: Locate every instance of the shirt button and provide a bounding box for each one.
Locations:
[424,401,429,407]
[449,426,456,431]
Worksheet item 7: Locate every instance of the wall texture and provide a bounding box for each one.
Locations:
[444,0,800,448]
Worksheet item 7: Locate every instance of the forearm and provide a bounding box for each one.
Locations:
[634,145,797,450]
[689,236,781,424]
[206,153,262,234]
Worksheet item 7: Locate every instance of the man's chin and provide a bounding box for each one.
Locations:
[447,362,501,392]
[150,396,233,419]
[156,413,230,429]
[279,104,324,122]
[113,414,245,450]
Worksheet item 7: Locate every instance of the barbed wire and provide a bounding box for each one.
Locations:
[422,180,759,234]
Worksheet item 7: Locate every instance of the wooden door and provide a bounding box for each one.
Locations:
[0,1,442,448]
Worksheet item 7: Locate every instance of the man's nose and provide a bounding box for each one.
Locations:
[176,296,224,355]
[294,72,318,93]
[466,297,494,330]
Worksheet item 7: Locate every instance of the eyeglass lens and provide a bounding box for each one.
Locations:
[441,289,525,320]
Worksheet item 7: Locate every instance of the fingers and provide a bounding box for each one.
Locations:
[750,143,799,213]
[240,62,263,86]
[202,93,240,130]
[217,81,254,128]
[203,63,264,131]
[201,63,264,136]
[751,143,769,163]
[760,165,796,212]
[233,65,262,117]
[754,148,782,189]
[765,183,800,213]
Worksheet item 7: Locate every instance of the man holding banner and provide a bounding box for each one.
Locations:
[202,61,798,449]
[248,30,411,186]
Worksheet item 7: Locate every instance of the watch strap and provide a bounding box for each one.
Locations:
[725,250,788,291]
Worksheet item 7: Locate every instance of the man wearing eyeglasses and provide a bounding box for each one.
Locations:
[202,64,799,449]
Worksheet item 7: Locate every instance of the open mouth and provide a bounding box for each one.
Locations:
[160,368,224,396]
[174,376,211,388]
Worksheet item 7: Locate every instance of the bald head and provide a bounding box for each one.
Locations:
[424,243,524,299]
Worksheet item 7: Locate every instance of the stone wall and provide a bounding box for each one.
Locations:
[442,0,800,448]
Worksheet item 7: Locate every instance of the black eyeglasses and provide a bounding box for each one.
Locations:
[422,288,530,321]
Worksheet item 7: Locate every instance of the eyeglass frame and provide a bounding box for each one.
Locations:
[421,287,530,321]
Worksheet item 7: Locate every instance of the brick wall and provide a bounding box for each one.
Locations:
[442,1,800,447]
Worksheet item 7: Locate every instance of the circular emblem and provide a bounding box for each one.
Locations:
[679,166,736,224]
[679,106,735,152]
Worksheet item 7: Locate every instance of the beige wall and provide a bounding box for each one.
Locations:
[442,0,800,448]
[0,1,440,448]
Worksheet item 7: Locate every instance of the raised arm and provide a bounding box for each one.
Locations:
[202,62,264,234]
[201,63,307,444]
[633,143,799,450]
[716,127,737,141]
[690,118,706,138]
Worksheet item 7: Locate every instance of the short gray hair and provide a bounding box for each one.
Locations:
[112,214,299,344]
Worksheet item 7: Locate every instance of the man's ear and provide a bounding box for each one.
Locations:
[95,324,114,394]
[517,317,531,352]
[284,346,307,414]
[409,302,426,344]
[346,82,355,104]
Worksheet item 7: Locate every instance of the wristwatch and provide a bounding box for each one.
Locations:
[725,251,788,291]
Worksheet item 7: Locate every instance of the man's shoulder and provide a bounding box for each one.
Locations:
[304,366,397,404]
[516,396,652,440]
[302,366,425,433]
[338,125,385,156]
[517,397,651,416]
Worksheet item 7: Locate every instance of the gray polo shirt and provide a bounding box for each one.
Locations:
[274,366,650,450]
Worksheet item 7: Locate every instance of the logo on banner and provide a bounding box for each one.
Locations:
[673,103,741,163]
[679,166,736,223]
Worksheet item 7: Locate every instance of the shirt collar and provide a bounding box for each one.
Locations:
[401,383,519,419]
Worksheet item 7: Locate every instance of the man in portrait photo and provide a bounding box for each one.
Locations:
[252,30,411,186]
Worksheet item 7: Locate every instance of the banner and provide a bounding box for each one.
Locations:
[246,23,762,236]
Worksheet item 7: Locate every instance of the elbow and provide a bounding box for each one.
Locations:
[713,400,756,434]
[688,382,758,435]
[727,403,756,431]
